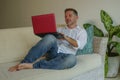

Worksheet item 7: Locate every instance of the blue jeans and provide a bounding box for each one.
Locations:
[21,34,77,69]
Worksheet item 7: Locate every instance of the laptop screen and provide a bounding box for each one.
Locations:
[31,13,57,35]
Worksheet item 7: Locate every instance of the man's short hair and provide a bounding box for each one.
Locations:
[65,8,78,16]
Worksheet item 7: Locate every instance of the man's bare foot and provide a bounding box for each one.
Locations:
[8,56,45,72]
[17,63,33,70]
[8,64,19,72]
[8,63,33,72]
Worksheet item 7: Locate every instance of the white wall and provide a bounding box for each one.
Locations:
[0,0,120,33]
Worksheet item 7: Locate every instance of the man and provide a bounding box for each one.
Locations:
[8,8,87,72]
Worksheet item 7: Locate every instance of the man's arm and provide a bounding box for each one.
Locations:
[64,35,78,47]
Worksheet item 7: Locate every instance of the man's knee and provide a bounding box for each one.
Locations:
[63,54,77,68]
[44,34,57,42]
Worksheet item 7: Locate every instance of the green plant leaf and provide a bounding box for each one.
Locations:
[100,10,113,32]
[109,26,116,39]
[114,25,120,38]
[116,32,120,38]
[83,23,91,29]
[83,23,104,37]
[115,43,120,54]
[109,25,120,37]
[104,54,108,77]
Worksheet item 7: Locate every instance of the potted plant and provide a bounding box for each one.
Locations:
[100,10,120,77]
[83,10,120,77]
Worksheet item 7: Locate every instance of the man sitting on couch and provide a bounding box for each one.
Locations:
[8,8,87,72]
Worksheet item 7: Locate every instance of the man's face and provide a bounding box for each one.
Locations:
[65,11,78,26]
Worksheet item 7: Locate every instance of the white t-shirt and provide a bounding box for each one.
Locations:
[57,25,87,55]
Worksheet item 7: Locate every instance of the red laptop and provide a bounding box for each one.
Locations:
[31,13,63,38]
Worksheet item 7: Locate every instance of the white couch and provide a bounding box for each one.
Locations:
[0,27,108,80]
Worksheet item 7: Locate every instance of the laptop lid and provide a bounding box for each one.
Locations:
[31,13,57,35]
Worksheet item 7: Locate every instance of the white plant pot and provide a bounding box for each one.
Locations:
[106,56,120,77]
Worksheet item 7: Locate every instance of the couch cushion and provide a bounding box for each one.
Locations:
[76,26,94,55]
[0,54,101,80]
[93,37,102,53]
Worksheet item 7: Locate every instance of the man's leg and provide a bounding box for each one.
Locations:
[8,34,58,72]
[33,53,77,69]
[21,34,58,63]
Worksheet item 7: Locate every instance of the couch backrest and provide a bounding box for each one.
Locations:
[0,27,40,63]
[0,27,108,64]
